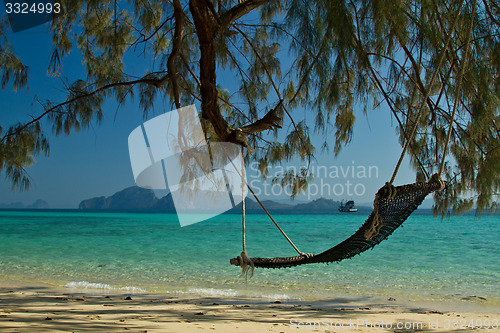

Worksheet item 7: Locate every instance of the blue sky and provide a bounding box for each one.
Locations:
[0,21,419,208]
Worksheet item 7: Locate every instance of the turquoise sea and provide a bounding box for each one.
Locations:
[0,210,498,306]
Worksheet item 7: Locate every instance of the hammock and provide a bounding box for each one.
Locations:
[230,174,444,269]
[230,4,469,272]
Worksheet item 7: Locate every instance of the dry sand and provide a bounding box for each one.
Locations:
[0,283,498,333]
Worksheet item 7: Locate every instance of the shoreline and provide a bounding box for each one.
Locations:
[2,274,498,313]
[1,280,498,332]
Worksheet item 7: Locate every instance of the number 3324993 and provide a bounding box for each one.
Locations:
[5,2,61,14]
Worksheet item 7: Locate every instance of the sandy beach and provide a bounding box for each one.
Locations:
[1,282,498,333]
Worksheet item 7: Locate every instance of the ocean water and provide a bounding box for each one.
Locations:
[0,210,498,305]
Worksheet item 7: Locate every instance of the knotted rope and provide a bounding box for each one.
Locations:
[236,250,254,278]
[365,182,398,240]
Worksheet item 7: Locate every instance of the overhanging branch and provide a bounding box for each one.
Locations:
[0,75,168,143]
[240,100,283,134]
[219,0,272,29]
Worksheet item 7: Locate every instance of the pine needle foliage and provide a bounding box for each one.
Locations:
[1,0,499,215]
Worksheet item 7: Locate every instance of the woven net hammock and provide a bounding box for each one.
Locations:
[230,174,445,269]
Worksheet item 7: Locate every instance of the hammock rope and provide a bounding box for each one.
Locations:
[389,0,465,186]
[237,154,255,278]
[246,184,306,256]
[222,146,306,256]
[439,0,476,175]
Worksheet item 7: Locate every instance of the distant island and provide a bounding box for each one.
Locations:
[79,187,176,211]
[79,186,371,214]
[0,199,49,209]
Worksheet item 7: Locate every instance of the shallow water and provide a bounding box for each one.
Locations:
[0,210,498,305]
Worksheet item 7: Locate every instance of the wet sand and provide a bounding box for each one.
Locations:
[0,283,498,332]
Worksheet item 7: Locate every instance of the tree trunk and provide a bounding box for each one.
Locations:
[189,0,230,141]
[189,0,279,147]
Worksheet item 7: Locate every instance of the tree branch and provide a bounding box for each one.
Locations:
[219,0,272,30]
[0,75,167,143]
[240,100,282,134]
[180,52,201,87]
[167,0,185,108]
[483,0,500,28]
[236,22,314,57]
[398,42,439,120]
[132,15,174,48]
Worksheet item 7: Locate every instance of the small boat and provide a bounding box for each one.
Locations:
[338,200,358,212]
